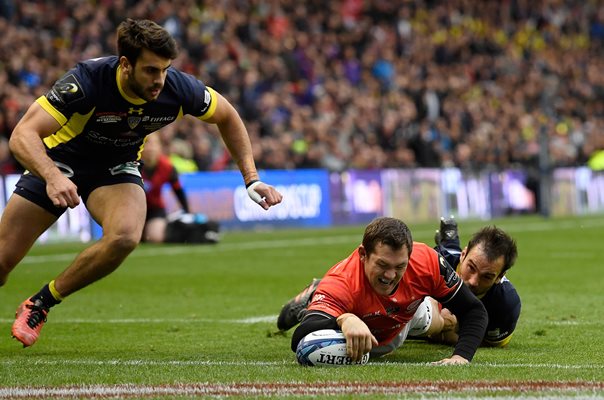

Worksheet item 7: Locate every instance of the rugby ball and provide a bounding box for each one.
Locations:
[296,329,369,366]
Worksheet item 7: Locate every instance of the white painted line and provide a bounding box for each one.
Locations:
[0,359,601,370]
[0,316,278,324]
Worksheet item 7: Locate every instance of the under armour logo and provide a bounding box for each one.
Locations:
[128,107,144,115]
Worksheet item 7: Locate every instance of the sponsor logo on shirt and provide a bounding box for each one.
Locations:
[47,74,85,109]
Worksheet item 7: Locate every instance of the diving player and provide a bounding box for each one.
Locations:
[290,217,488,364]
[278,217,520,348]
[1,18,282,347]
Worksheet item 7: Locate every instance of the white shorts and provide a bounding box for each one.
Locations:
[370,297,435,357]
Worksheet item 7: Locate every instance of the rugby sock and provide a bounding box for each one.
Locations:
[30,280,63,308]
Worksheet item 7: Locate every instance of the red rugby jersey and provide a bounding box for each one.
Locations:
[307,242,461,346]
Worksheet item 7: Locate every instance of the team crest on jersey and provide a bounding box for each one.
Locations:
[128,116,141,129]
[385,305,400,315]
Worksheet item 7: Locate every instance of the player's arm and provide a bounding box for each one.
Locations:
[169,167,190,213]
[291,312,338,352]
[203,91,281,209]
[9,102,80,208]
[437,283,487,363]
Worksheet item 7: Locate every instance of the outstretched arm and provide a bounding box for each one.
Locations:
[436,283,487,364]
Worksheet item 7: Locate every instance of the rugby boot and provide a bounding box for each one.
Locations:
[277,278,320,331]
[434,215,459,246]
[12,298,49,347]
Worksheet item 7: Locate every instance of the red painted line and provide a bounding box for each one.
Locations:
[1,381,603,399]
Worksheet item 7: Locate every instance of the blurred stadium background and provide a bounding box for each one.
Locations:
[1,0,603,240]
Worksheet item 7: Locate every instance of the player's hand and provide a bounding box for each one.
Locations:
[432,355,470,365]
[46,173,80,208]
[441,308,458,332]
[246,181,283,210]
[337,313,378,362]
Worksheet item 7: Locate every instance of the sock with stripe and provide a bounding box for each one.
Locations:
[30,280,63,309]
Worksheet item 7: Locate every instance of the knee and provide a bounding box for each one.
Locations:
[0,258,16,286]
[104,231,140,256]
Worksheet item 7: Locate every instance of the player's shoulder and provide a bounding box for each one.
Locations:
[165,67,205,93]
[409,242,439,264]
[69,56,118,90]
[485,277,521,309]
[71,56,118,83]
[77,56,119,71]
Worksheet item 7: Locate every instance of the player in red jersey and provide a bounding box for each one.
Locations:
[140,133,189,243]
[290,217,487,364]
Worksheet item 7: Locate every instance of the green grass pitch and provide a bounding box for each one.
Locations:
[1,214,603,398]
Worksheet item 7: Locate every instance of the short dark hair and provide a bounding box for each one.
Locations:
[362,217,413,256]
[116,18,178,65]
[467,226,518,274]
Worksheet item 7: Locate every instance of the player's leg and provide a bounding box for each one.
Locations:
[52,183,147,296]
[143,218,166,243]
[4,195,62,347]
[0,195,59,286]
[12,183,145,347]
[277,278,321,331]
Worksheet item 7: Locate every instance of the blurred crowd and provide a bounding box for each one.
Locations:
[1,0,603,175]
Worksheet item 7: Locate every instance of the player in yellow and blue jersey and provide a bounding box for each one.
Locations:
[429,218,520,347]
[0,19,283,347]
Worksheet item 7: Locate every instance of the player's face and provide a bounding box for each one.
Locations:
[125,49,171,102]
[361,242,409,297]
[457,243,505,297]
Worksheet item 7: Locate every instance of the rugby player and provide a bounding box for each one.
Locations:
[423,218,520,347]
[278,217,520,350]
[289,217,488,364]
[0,18,282,347]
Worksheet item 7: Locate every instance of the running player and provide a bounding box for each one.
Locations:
[290,217,488,364]
[1,18,282,347]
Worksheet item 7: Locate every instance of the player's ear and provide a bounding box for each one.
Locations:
[119,56,132,72]
[359,245,366,261]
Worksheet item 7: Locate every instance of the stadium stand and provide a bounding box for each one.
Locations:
[1,0,603,173]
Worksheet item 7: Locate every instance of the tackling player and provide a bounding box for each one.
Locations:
[288,217,488,364]
[423,218,520,347]
[0,18,283,347]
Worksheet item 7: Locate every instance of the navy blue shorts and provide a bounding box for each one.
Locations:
[14,161,144,217]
